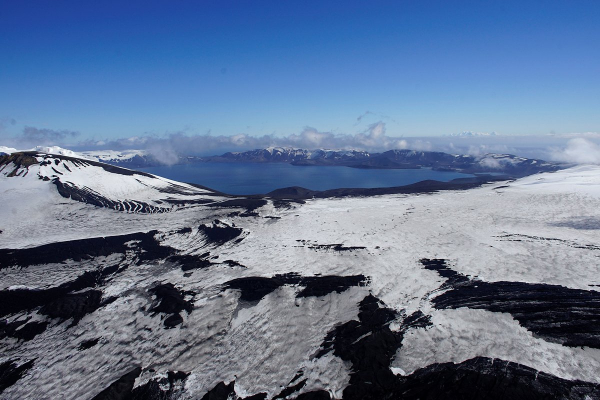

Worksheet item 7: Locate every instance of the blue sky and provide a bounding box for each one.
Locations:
[1,0,599,151]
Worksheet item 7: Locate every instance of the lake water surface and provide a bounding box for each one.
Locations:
[138,162,474,195]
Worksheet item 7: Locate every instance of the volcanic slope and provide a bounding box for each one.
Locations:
[1,151,600,399]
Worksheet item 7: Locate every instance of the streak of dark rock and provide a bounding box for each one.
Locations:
[296,240,366,252]
[0,153,37,177]
[223,260,246,268]
[0,265,123,320]
[129,370,189,400]
[163,313,184,328]
[288,371,304,385]
[242,393,267,400]
[316,294,406,400]
[272,379,307,399]
[208,198,267,213]
[294,391,331,400]
[78,337,100,350]
[91,367,142,400]
[168,254,213,271]
[11,321,49,341]
[225,274,368,302]
[273,199,305,209]
[39,289,103,324]
[420,258,470,286]
[226,276,285,302]
[314,293,600,399]
[0,318,28,340]
[297,275,369,298]
[421,259,600,348]
[201,381,236,400]
[198,220,243,245]
[396,357,600,400]
[148,283,194,328]
[0,359,35,395]
[0,230,173,269]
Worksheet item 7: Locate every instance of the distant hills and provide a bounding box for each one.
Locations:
[205,147,563,177]
[2,146,565,177]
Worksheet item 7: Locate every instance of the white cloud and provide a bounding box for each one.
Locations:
[549,138,600,164]
[7,121,600,166]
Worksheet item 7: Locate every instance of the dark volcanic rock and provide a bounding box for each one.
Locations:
[421,259,600,348]
[78,337,100,350]
[130,370,189,400]
[0,266,118,321]
[316,294,406,400]
[0,153,38,177]
[0,318,45,341]
[0,230,173,269]
[163,313,184,328]
[225,274,368,302]
[295,240,366,252]
[242,394,268,400]
[226,276,285,302]
[91,367,142,400]
[208,198,267,213]
[297,275,369,298]
[0,359,35,395]
[148,283,194,328]
[315,293,599,399]
[294,391,331,400]
[420,258,470,287]
[201,381,236,400]
[397,357,600,400]
[39,289,103,324]
[168,253,213,271]
[198,220,244,245]
[272,379,307,399]
[10,321,49,341]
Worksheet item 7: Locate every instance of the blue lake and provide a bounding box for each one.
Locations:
[137,162,475,195]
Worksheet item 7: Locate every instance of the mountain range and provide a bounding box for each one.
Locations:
[69,146,564,177]
[208,147,561,176]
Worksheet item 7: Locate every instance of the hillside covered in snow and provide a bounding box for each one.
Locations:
[1,150,599,399]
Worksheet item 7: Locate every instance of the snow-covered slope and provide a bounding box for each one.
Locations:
[1,152,600,399]
[0,151,227,214]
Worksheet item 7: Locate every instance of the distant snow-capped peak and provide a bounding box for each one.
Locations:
[78,149,148,162]
[0,145,93,159]
[0,146,18,155]
[448,131,497,137]
[31,146,91,159]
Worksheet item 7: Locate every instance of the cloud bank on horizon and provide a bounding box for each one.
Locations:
[2,121,600,166]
